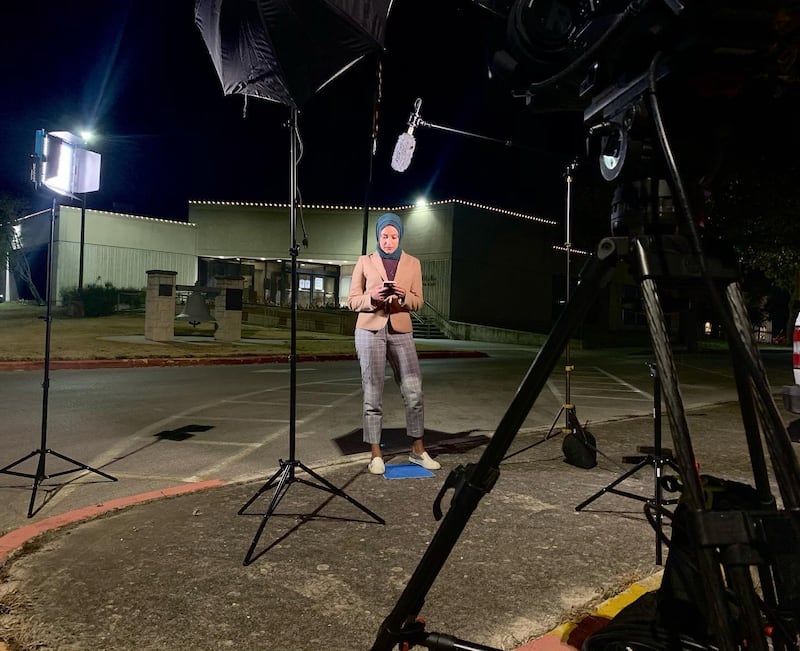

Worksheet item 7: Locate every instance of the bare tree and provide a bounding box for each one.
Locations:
[0,193,43,305]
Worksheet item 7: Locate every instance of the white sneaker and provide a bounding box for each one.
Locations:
[368,457,385,475]
[409,451,441,471]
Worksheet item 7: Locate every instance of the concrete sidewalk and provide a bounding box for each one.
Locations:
[1,400,793,651]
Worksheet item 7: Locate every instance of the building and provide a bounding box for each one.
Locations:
[9,205,197,307]
[9,199,567,337]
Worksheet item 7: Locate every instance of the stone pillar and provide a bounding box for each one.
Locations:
[213,275,243,342]
[145,270,177,342]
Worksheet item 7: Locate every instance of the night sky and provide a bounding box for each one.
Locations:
[0,0,582,224]
[2,1,797,253]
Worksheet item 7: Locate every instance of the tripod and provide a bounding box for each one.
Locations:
[0,199,117,518]
[575,362,679,564]
[370,59,800,649]
[238,108,384,566]
[553,161,579,440]
[371,234,798,651]
[504,161,597,466]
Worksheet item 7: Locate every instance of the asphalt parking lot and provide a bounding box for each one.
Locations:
[0,341,798,650]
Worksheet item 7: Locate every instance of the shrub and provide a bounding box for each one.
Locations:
[60,283,145,317]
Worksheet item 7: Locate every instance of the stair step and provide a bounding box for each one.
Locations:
[412,316,449,339]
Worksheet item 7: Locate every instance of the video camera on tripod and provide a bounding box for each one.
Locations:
[484,0,787,112]
[371,3,800,650]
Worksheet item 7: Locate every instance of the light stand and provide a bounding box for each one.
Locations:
[78,192,86,293]
[238,107,384,566]
[362,57,382,256]
[504,161,596,465]
[0,197,116,518]
[547,162,581,443]
[574,362,679,564]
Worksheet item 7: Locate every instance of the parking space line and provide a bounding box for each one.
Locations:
[190,382,364,480]
[173,415,297,423]
[224,399,335,407]
[593,367,653,399]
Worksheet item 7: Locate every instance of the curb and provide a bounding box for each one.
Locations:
[514,571,664,651]
[0,474,664,651]
[0,480,225,563]
[0,350,487,372]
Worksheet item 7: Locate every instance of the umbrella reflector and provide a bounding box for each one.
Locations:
[195,0,393,108]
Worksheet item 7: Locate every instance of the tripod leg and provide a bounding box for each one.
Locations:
[238,463,286,515]
[726,318,774,503]
[638,270,738,648]
[0,451,39,477]
[43,449,117,481]
[370,242,619,651]
[240,459,385,565]
[653,456,666,565]
[502,405,563,461]
[574,362,675,562]
[546,404,565,439]
[297,462,384,524]
[574,458,653,511]
[1,448,118,518]
[27,451,47,518]
[723,283,795,635]
[242,462,294,565]
[725,281,800,507]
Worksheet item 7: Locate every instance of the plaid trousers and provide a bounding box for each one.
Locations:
[355,326,424,445]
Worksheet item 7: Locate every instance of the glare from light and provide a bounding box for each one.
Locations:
[79,130,95,143]
[37,131,101,196]
[415,197,428,207]
[44,138,76,196]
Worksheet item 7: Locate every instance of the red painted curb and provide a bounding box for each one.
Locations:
[0,480,225,562]
[515,634,576,650]
[0,350,486,372]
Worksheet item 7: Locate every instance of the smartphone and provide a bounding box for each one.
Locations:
[382,280,396,293]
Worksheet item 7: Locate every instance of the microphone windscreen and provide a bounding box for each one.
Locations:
[391,132,416,173]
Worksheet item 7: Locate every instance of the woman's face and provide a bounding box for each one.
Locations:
[379,225,400,255]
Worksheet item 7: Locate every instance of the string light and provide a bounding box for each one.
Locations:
[188,198,556,225]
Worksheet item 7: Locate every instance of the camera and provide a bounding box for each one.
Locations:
[485,0,787,118]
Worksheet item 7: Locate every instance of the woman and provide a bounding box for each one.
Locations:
[347,212,441,475]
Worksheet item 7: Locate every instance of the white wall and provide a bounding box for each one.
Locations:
[57,207,199,298]
[19,206,199,304]
[189,202,455,264]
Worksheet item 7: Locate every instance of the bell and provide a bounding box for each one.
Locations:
[176,290,214,327]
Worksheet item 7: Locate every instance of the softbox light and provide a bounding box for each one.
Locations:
[34,130,101,197]
[194,0,393,108]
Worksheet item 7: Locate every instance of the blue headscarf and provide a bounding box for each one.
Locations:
[375,212,403,260]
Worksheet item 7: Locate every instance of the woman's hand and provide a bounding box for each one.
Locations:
[370,284,388,304]
[370,283,406,307]
[384,284,406,308]
[390,284,407,301]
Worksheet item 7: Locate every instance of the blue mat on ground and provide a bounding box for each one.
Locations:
[383,463,434,479]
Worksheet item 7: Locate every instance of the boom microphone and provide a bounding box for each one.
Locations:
[390,98,423,173]
[391,132,416,172]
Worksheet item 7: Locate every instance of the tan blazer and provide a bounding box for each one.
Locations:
[346,252,423,333]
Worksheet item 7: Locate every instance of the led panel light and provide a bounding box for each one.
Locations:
[34,130,101,196]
